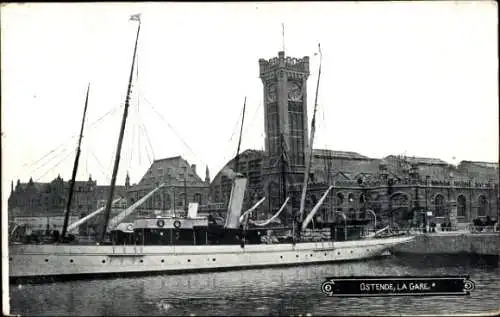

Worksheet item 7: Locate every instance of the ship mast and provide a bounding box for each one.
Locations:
[280,133,288,213]
[183,166,188,214]
[61,83,90,240]
[298,43,322,226]
[235,96,247,235]
[99,14,142,243]
[234,96,247,174]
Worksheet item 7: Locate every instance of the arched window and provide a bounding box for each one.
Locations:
[457,195,466,219]
[478,195,487,217]
[178,193,186,207]
[348,208,355,219]
[336,193,344,206]
[348,193,355,204]
[193,193,202,204]
[164,194,172,210]
[154,192,162,209]
[389,193,410,226]
[434,194,445,217]
[268,181,281,212]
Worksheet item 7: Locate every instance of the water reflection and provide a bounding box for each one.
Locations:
[10,255,500,316]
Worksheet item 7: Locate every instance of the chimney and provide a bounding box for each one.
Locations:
[191,164,197,176]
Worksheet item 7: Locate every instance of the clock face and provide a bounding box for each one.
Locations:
[267,84,277,103]
[288,81,303,102]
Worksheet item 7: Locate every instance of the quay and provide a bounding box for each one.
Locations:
[393,227,499,256]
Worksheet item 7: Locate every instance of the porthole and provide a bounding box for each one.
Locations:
[161,259,165,263]
[280,256,283,259]
[310,254,313,257]
[188,259,191,262]
[102,260,106,264]
[212,258,216,262]
[140,259,144,263]
[45,259,49,262]
[350,250,353,254]
[296,254,299,258]
[70,259,74,263]
[324,253,327,256]
[9,257,12,261]
[337,252,340,255]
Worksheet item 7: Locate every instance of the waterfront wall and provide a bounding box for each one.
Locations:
[393,232,500,256]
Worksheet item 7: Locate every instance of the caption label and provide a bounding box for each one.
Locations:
[321,275,475,297]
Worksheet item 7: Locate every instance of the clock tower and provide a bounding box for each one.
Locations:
[259,51,310,214]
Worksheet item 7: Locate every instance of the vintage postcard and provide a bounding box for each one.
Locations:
[2,1,498,316]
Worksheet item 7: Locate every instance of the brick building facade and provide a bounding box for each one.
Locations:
[125,156,211,218]
[8,175,127,233]
[8,175,126,217]
[8,155,214,230]
[9,50,498,231]
[208,50,499,227]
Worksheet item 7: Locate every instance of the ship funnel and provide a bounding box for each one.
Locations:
[224,176,248,229]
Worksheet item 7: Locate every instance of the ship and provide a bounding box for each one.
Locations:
[8,14,415,284]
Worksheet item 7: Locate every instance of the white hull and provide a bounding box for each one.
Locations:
[9,236,414,280]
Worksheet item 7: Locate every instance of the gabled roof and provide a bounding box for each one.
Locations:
[313,149,369,160]
[384,155,448,165]
[137,155,205,187]
[224,149,265,163]
[14,176,115,194]
[353,172,377,181]
[238,149,264,156]
[331,172,352,181]
[19,182,47,192]
[459,161,499,169]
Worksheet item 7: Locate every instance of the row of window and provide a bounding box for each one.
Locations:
[130,192,204,209]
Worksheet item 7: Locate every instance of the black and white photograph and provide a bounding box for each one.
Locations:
[1,2,498,316]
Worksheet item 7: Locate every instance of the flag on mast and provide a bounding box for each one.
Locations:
[281,22,285,52]
[130,13,141,22]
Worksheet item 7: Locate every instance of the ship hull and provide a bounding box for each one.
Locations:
[9,236,414,283]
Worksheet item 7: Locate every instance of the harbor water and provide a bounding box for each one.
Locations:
[8,254,500,316]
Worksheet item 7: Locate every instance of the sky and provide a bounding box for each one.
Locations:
[1,1,498,191]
